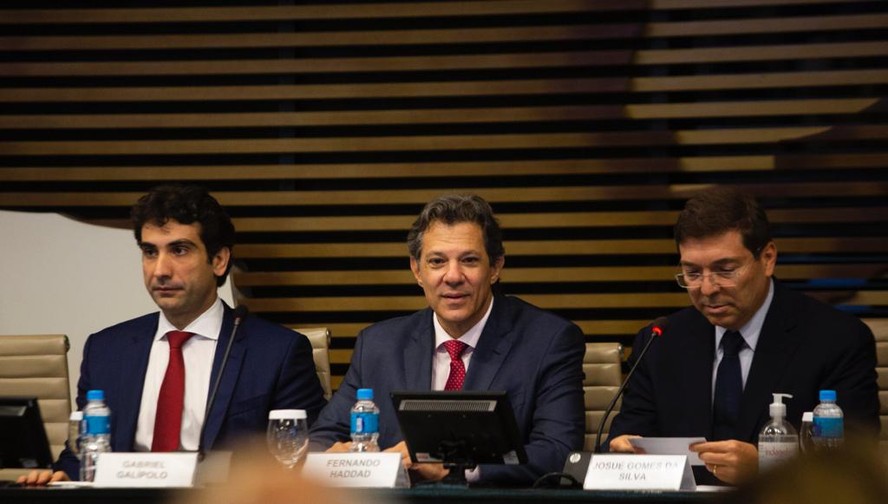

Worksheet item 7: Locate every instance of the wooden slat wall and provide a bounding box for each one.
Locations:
[1,0,886,391]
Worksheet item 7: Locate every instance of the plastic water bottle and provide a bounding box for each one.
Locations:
[758,393,798,471]
[80,389,112,481]
[812,389,844,451]
[350,388,380,452]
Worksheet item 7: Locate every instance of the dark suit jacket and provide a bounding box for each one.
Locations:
[56,303,327,479]
[310,294,586,487]
[608,281,879,449]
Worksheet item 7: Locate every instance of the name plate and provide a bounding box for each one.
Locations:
[302,452,408,488]
[584,454,696,491]
[94,452,198,488]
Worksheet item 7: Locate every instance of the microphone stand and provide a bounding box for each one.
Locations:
[197,305,247,461]
[593,318,666,453]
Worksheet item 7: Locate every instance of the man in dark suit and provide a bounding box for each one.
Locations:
[19,185,326,484]
[607,187,879,485]
[310,194,586,487]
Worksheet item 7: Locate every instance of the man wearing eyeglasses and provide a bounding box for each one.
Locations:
[606,186,879,485]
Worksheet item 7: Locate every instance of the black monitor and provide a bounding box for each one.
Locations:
[0,397,53,469]
[391,391,527,484]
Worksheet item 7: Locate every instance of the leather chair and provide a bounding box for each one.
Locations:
[0,334,71,479]
[865,319,888,464]
[295,327,333,401]
[583,342,623,451]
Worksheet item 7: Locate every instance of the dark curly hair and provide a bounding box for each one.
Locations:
[131,184,235,287]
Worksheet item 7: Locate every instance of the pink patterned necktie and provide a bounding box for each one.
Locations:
[152,330,194,452]
[443,340,468,391]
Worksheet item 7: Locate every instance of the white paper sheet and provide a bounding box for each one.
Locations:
[629,437,707,466]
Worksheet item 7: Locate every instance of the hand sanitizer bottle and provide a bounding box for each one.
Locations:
[758,393,799,472]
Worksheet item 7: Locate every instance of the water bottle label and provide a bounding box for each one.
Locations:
[85,415,110,435]
[813,417,843,438]
[350,412,378,434]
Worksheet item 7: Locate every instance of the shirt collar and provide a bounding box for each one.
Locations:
[433,296,494,350]
[715,278,774,351]
[156,297,224,341]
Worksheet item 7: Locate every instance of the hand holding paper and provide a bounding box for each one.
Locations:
[628,437,707,465]
[690,439,759,485]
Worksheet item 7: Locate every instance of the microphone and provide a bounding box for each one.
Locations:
[593,316,668,453]
[197,304,248,461]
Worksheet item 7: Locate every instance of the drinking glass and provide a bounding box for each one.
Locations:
[68,411,84,456]
[800,411,815,453]
[267,409,309,469]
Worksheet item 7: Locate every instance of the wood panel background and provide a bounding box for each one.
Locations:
[1,0,886,390]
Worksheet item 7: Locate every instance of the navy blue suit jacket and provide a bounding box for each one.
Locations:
[607,281,879,448]
[56,303,327,478]
[310,295,586,487]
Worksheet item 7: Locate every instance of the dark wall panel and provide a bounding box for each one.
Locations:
[1,0,886,388]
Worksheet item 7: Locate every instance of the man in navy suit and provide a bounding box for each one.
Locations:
[310,194,586,487]
[607,187,879,485]
[19,185,326,484]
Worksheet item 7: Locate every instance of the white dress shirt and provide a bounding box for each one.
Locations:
[430,298,494,482]
[711,279,774,398]
[134,298,223,451]
[431,298,494,390]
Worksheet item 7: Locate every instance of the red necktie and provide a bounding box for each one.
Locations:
[152,330,194,452]
[443,340,468,391]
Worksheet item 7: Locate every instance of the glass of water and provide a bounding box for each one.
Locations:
[267,409,309,469]
[68,411,84,455]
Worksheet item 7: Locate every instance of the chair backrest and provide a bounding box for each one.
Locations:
[0,334,71,476]
[583,342,623,452]
[296,327,333,401]
[865,318,888,463]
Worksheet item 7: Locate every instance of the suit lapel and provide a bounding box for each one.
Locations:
[464,296,514,391]
[202,305,247,450]
[679,314,717,437]
[115,315,157,451]
[403,309,434,390]
[738,282,803,441]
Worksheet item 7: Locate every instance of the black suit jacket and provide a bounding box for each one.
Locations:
[310,294,586,487]
[608,280,879,447]
[56,302,327,479]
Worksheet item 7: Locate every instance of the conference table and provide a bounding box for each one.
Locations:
[0,485,722,504]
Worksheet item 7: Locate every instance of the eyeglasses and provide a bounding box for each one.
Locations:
[674,261,754,289]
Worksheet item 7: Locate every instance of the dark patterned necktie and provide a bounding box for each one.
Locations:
[712,330,744,441]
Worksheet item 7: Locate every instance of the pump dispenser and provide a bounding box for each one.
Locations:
[758,393,799,471]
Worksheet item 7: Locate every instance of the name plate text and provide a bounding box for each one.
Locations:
[584,454,696,491]
[303,452,407,488]
[94,452,198,488]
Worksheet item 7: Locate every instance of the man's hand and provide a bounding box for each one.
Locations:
[325,441,353,453]
[607,434,642,453]
[16,470,69,486]
[690,439,758,485]
[384,441,449,482]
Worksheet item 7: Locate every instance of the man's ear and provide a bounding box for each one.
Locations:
[410,256,422,286]
[761,241,777,277]
[490,256,505,283]
[212,246,231,277]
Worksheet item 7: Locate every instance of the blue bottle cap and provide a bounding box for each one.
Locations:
[86,389,105,401]
[356,388,374,400]
[819,390,836,401]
